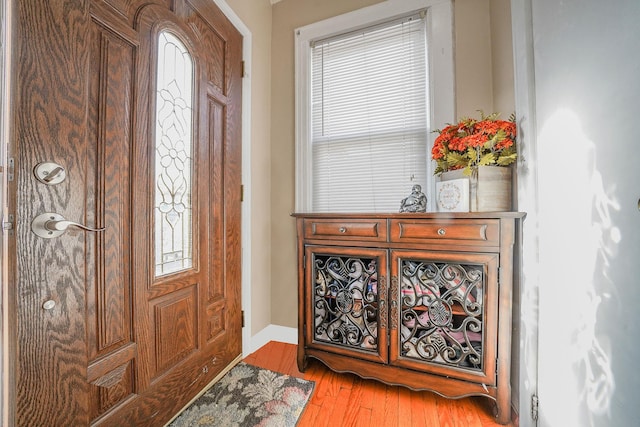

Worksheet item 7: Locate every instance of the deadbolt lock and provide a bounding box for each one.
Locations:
[33,162,67,185]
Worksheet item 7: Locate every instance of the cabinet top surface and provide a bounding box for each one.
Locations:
[291,212,526,220]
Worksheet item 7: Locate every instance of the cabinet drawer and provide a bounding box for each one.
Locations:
[304,219,387,241]
[390,219,499,246]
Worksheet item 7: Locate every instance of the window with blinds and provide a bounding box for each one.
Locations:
[310,14,428,212]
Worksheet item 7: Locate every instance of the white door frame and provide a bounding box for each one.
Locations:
[1,0,12,424]
[511,0,539,425]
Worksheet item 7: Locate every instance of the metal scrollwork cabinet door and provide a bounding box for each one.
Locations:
[388,250,499,386]
[304,245,388,364]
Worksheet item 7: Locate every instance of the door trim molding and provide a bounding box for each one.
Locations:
[1,0,12,424]
[510,0,540,425]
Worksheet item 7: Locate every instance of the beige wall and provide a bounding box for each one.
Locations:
[490,0,515,116]
[223,0,273,335]
[456,0,514,119]
[268,0,516,329]
[455,0,494,118]
[269,0,385,328]
[222,0,515,333]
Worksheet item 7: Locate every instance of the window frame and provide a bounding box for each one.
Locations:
[295,0,455,213]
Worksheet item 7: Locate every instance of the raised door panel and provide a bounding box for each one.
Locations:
[177,0,241,96]
[304,245,388,364]
[89,360,135,422]
[204,98,225,306]
[98,0,172,26]
[87,6,136,362]
[180,8,225,91]
[152,286,198,374]
[389,250,499,386]
[85,9,138,421]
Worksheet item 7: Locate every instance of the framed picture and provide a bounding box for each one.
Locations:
[436,178,469,212]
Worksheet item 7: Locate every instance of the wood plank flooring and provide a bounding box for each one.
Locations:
[243,341,517,427]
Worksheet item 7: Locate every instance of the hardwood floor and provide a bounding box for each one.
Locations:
[243,341,517,427]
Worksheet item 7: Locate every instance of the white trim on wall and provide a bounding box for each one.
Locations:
[510,0,539,425]
[210,0,254,358]
[250,325,297,354]
[1,0,11,424]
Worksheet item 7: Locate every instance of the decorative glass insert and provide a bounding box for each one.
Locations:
[399,260,485,371]
[312,255,379,351]
[154,31,194,277]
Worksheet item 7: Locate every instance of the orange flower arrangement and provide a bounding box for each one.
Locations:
[432,112,517,176]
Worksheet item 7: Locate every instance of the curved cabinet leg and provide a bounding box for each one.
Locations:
[297,349,308,372]
[495,393,511,425]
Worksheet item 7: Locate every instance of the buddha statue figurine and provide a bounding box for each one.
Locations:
[399,184,427,213]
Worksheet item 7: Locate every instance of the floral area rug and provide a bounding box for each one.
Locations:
[168,362,315,427]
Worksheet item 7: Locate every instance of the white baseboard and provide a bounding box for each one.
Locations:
[245,325,297,356]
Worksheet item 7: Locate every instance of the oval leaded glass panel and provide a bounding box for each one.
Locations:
[154,31,194,277]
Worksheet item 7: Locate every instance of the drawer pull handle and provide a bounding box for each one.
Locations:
[339,227,347,233]
[437,228,446,236]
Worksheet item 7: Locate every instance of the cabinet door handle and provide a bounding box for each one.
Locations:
[339,227,347,233]
[390,276,399,330]
[437,228,446,236]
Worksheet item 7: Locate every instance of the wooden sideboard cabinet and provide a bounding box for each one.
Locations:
[293,213,525,424]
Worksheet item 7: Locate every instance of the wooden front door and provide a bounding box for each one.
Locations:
[10,0,242,425]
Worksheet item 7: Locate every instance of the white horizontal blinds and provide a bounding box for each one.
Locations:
[311,14,428,212]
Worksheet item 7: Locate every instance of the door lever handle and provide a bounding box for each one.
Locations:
[32,212,106,239]
[46,219,105,233]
